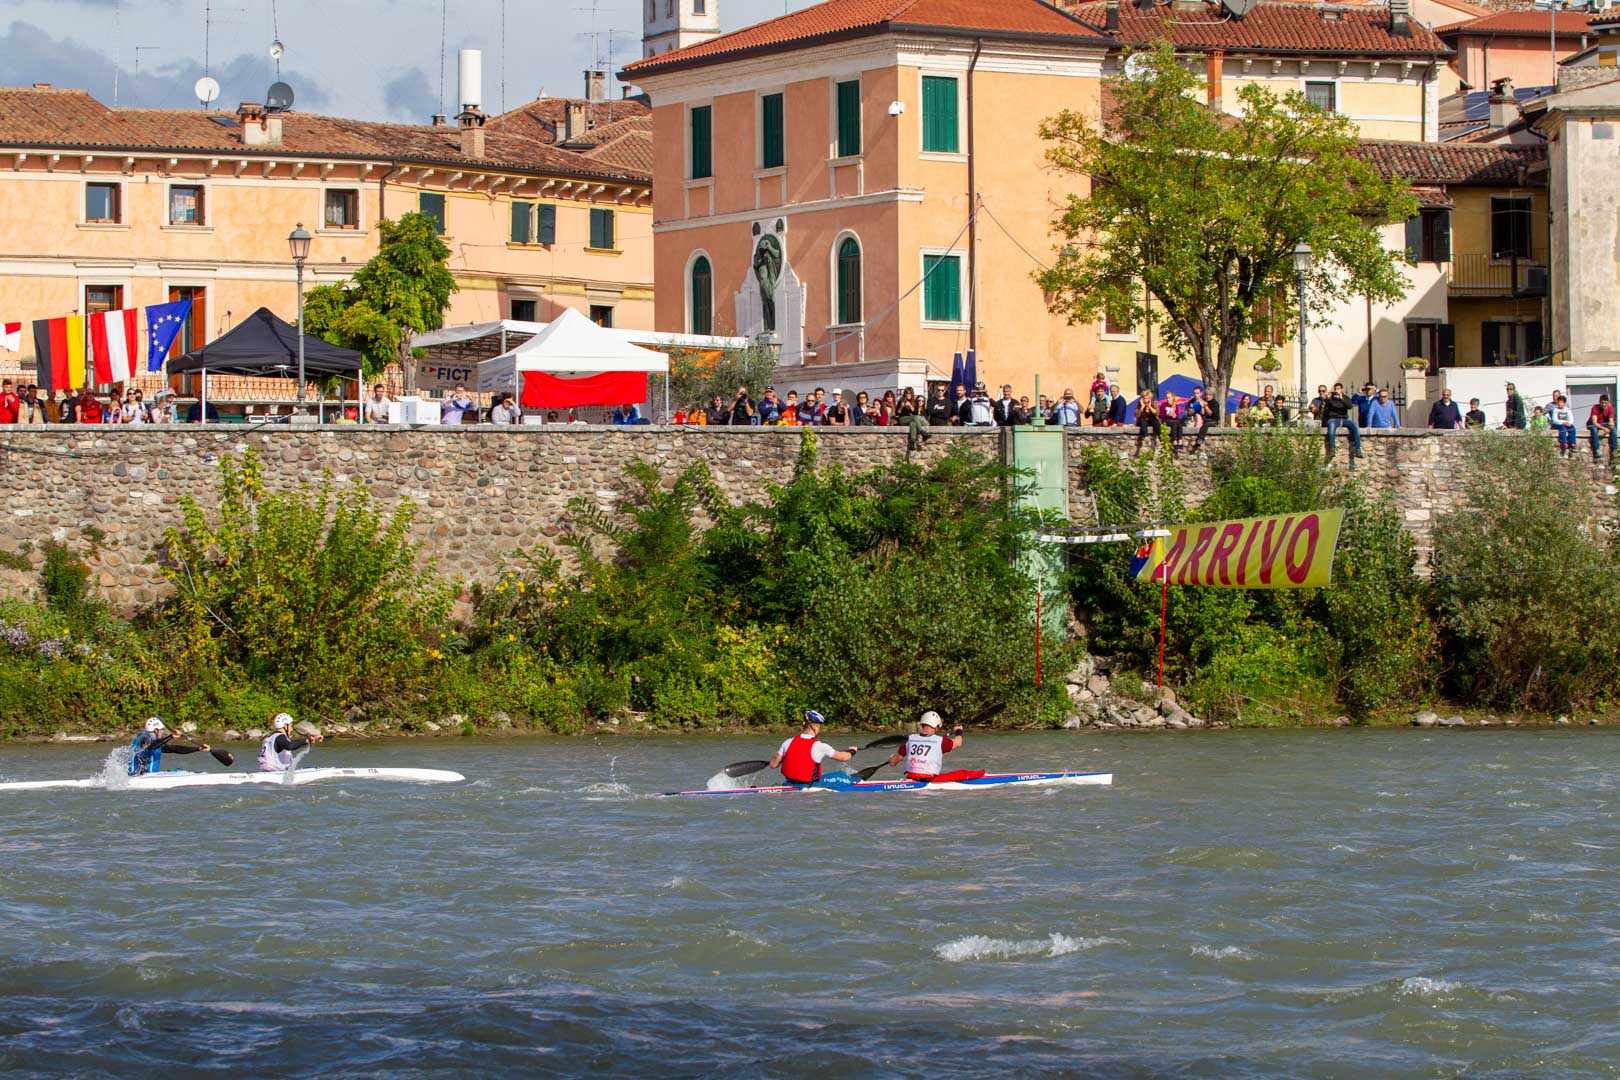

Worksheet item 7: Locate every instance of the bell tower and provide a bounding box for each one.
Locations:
[642,0,721,58]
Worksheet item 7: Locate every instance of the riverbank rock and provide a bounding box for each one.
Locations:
[490,711,513,729]
[180,721,198,734]
[1086,674,1110,698]
[423,720,442,733]
[224,729,243,741]
[1066,655,1095,684]
[1439,715,1468,728]
[1412,711,1440,728]
[51,732,100,743]
[246,728,265,740]
[342,705,367,723]
[294,720,322,738]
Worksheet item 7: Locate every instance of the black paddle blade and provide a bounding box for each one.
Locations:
[723,759,770,779]
[862,734,909,750]
[855,764,887,781]
[210,749,236,767]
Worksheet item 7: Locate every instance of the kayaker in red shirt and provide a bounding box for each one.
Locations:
[886,711,985,783]
[768,710,857,785]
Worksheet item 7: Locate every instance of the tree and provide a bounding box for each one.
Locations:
[1037,42,1417,414]
[667,342,780,413]
[302,212,457,380]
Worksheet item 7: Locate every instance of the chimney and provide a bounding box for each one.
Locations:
[1207,48,1225,111]
[459,107,487,158]
[456,48,486,158]
[622,85,637,100]
[1390,0,1412,38]
[564,101,588,142]
[584,70,608,102]
[1105,0,1121,30]
[1488,76,1516,127]
[431,113,447,126]
[237,100,273,146]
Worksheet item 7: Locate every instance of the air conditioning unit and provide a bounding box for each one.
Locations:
[1525,266,1550,294]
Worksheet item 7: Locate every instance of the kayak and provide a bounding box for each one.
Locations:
[662,771,1113,797]
[0,767,465,793]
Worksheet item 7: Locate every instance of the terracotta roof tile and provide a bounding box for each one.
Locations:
[1351,138,1544,184]
[488,96,649,144]
[0,86,649,184]
[1065,0,1449,55]
[1436,10,1595,35]
[623,0,1108,76]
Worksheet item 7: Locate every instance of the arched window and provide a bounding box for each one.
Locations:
[690,254,713,335]
[836,236,862,325]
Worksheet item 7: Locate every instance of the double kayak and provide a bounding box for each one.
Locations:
[0,767,465,793]
[662,770,1113,798]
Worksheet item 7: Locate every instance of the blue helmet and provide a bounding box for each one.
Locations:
[803,709,826,727]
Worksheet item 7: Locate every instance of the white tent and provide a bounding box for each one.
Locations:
[476,308,671,414]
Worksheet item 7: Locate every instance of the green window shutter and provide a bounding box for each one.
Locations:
[836,80,862,157]
[922,76,958,153]
[690,105,712,179]
[837,237,862,324]
[419,192,446,234]
[590,208,616,250]
[923,254,961,322]
[1434,210,1451,264]
[510,201,532,244]
[761,93,785,169]
[691,255,713,335]
[536,204,557,245]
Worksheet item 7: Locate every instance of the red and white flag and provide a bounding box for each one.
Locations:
[88,307,140,384]
[0,322,20,351]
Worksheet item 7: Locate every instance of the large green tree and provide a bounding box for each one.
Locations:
[1037,42,1417,413]
[302,211,457,379]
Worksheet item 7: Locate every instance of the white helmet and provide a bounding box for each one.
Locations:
[918,711,943,730]
[272,712,294,731]
[144,717,166,733]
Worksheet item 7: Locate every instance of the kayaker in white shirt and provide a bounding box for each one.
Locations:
[886,711,985,783]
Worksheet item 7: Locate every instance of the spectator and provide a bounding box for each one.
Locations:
[441,384,474,425]
[801,388,828,426]
[757,387,783,425]
[1366,388,1400,429]
[1427,388,1462,430]
[611,403,642,425]
[60,389,79,424]
[922,384,950,426]
[489,393,522,424]
[895,387,919,420]
[1234,394,1254,428]
[1529,405,1549,432]
[729,385,756,426]
[150,389,178,424]
[1503,382,1527,430]
[706,393,730,426]
[365,385,393,423]
[1321,383,1365,460]
[1087,370,1109,404]
[22,384,47,424]
[1263,384,1292,423]
[825,389,851,427]
[946,383,970,425]
[1193,388,1219,450]
[1351,383,1376,428]
[80,393,105,424]
[1086,383,1110,425]
[1307,383,1328,422]
[779,392,800,426]
[1184,387,1208,449]
[967,383,995,426]
[1018,396,1033,425]
[40,388,61,423]
[1550,395,1577,457]
[186,397,220,423]
[1106,385,1129,426]
[546,410,561,423]
[878,391,897,426]
[1249,396,1276,426]
[1587,394,1616,463]
[1050,388,1082,426]
[1037,394,1052,419]
[122,390,149,425]
[993,383,1024,426]
[1134,388,1161,455]
[0,379,18,423]
[1157,391,1184,455]
[852,391,873,425]
[1464,397,1486,429]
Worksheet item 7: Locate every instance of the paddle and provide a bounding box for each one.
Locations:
[154,732,233,768]
[721,759,771,779]
[855,701,1008,781]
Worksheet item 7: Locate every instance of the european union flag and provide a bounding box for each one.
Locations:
[145,299,192,372]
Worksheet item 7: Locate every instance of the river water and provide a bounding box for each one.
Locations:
[0,730,1616,1077]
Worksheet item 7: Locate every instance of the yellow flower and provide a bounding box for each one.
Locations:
[516,581,526,592]
[496,583,507,593]
[506,634,515,642]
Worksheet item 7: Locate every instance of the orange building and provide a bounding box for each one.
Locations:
[1438,9,1599,92]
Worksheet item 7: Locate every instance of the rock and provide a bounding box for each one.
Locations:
[444,714,465,729]
[293,720,322,738]
[1065,683,1085,703]
[1062,716,1085,730]
[1556,715,1571,725]
[1155,686,1177,708]
[1412,711,1439,728]
[1074,702,1102,721]
[342,705,368,723]
[1185,716,1206,728]
[1133,705,1159,724]
[1104,705,1131,725]
[330,723,351,736]
[224,729,243,741]
[1086,674,1110,698]
[1141,715,1167,729]
[1066,655,1095,685]
[490,711,512,728]
[1332,716,1351,727]
[52,732,99,743]
[1439,715,1467,728]
[420,720,440,733]
[1167,717,1188,730]
[180,721,198,734]
[245,728,265,740]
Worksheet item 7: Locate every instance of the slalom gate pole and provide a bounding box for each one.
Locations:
[1158,571,1168,689]
[1035,588,1042,687]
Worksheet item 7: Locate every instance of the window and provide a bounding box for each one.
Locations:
[1481,321,1542,365]
[690,105,713,179]
[85,182,121,223]
[1405,210,1451,263]
[168,286,207,357]
[836,237,862,324]
[589,208,616,250]
[510,200,533,243]
[922,76,959,153]
[511,299,537,322]
[1104,307,1133,336]
[1249,294,1288,346]
[761,92,785,169]
[168,185,205,225]
[649,0,655,18]
[419,192,446,234]
[84,285,124,313]
[1405,322,1455,375]
[1304,81,1336,112]
[836,80,862,158]
[690,255,713,335]
[922,253,962,323]
[1491,196,1533,259]
[589,304,615,328]
[694,0,705,12]
[536,204,557,245]
[324,189,359,229]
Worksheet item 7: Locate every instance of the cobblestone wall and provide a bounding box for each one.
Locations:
[0,425,1610,608]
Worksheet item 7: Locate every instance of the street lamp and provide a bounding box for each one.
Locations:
[288,223,312,409]
[1292,240,1313,421]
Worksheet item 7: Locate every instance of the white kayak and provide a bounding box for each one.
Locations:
[663,771,1113,798]
[0,767,465,793]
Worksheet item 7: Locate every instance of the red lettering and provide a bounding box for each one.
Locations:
[1158,531,1188,583]
[1235,519,1260,585]
[1285,514,1321,584]
[1206,523,1246,586]
[1178,526,1219,585]
[1257,516,1296,585]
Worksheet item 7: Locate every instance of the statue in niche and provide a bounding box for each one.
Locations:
[753,233,783,333]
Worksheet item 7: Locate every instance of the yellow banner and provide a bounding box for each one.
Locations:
[1130,509,1344,589]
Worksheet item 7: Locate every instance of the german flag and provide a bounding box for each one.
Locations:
[32,316,87,393]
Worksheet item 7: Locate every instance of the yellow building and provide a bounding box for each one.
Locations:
[0,81,652,390]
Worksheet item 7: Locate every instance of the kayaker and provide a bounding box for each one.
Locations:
[258,712,323,773]
[886,711,985,783]
[767,710,857,786]
[127,717,212,776]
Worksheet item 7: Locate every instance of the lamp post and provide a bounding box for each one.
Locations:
[1292,240,1313,421]
[288,223,312,410]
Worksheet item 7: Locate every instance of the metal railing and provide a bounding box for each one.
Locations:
[1448,251,1549,298]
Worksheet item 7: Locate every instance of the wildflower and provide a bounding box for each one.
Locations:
[516,581,526,592]
[506,634,515,642]
[497,583,508,593]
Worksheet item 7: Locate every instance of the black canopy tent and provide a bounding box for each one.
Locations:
[169,307,363,421]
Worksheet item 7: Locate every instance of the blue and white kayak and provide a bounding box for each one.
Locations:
[0,767,465,793]
[662,771,1113,798]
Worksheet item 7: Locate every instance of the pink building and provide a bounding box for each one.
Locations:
[1439,10,1599,92]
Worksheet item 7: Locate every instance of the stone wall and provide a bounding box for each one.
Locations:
[0,425,1611,608]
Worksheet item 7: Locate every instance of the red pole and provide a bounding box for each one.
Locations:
[1035,588,1043,687]
[1158,571,1168,689]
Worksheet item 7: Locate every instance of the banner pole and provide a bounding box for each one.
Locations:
[1158,570,1168,689]
[1035,587,1042,688]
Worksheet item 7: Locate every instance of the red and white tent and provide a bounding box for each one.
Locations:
[475,308,669,410]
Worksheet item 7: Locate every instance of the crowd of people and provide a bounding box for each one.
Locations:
[0,379,181,424]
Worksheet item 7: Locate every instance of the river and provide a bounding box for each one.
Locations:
[0,730,1616,1077]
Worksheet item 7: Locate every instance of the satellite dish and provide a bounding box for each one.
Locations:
[1123,53,1150,80]
[194,75,221,106]
[266,81,295,112]
[269,39,285,60]
[1222,0,1257,17]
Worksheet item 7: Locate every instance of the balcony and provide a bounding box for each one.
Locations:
[1448,251,1549,299]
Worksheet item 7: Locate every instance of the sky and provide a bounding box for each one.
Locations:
[0,0,817,122]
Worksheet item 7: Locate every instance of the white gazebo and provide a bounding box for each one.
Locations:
[475,308,672,417]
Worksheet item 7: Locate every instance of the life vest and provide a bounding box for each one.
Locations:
[781,734,823,784]
[259,732,293,773]
[127,733,161,776]
[904,733,947,778]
